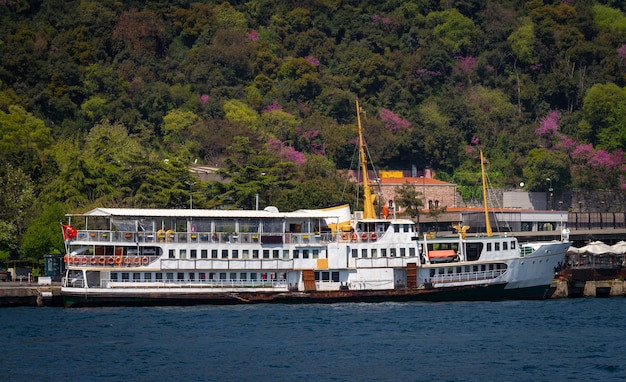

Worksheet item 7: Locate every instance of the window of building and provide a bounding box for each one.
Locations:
[155,272,162,280]
[503,242,508,251]
[303,249,310,259]
[111,273,118,281]
[179,249,187,259]
[211,249,218,258]
[361,249,368,258]
[199,272,206,280]
[189,273,195,281]
[322,271,330,281]
[381,248,387,257]
[293,249,299,259]
[169,249,175,259]
[243,250,249,259]
[253,250,259,259]
[352,248,358,258]
[122,272,129,281]
[190,249,197,258]
[219,272,226,280]
[240,273,247,280]
[312,249,319,259]
[283,250,289,259]
[201,249,208,259]
[390,248,396,257]
[133,272,140,280]
[495,243,500,251]
[230,272,237,280]
[232,249,239,259]
[221,249,228,259]
[331,272,340,282]
[263,250,270,259]
[177,272,184,281]
[166,272,174,280]
[400,248,406,257]
[487,243,492,252]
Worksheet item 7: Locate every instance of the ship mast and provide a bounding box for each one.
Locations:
[356,98,377,219]
[480,150,493,237]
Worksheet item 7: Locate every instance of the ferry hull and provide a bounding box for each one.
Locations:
[62,283,553,307]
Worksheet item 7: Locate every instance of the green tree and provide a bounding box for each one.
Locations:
[0,105,53,178]
[394,182,424,234]
[208,136,295,210]
[0,164,34,259]
[20,203,65,262]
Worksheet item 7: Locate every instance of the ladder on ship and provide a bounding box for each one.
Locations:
[302,270,316,291]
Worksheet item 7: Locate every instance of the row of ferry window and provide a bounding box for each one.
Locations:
[428,263,507,277]
[168,248,320,259]
[164,246,417,259]
[486,241,516,251]
[351,247,417,258]
[110,271,287,282]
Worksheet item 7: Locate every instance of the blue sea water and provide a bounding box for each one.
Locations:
[1,299,625,381]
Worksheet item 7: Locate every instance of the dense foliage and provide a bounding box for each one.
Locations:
[1,0,625,263]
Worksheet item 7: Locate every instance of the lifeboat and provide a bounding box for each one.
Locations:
[427,250,458,263]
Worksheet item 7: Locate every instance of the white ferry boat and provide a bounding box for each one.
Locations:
[60,101,570,307]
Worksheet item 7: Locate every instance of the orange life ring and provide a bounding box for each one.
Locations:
[351,232,358,241]
[98,257,105,265]
[370,233,377,241]
[361,233,368,240]
[341,232,349,240]
[133,257,141,265]
[123,257,131,265]
[107,257,115,265]
[63,255,68,263]
[90,257,98,265]
[81,257,88,265]
[142,257,149,265]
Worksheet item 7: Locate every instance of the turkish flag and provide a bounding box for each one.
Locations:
[62,224,78,240]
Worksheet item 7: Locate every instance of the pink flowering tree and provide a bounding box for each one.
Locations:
[267,138,306,164]
[453,56,476,84]
[199,94,209,107]
[535,110,561,147]
[379,109,411,132]
[262,101,283,113]
[247,30,259,42]
[304,55,320,67]
[296,127,325,155]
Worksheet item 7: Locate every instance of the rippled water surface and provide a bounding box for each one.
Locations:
[2,299,625,381]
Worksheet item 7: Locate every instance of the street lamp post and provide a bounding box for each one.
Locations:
[546,178,553,210]
[184,181,197,209]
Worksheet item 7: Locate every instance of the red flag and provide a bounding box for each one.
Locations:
[62,224,77,240]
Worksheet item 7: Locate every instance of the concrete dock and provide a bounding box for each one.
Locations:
[549,279,626,298]
[0,283,63,307]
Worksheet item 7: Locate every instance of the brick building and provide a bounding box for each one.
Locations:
[345,169,459,213]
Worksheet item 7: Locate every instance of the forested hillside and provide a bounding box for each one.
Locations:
[1,0,626,263]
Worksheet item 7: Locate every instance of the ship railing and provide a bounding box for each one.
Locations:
[431,269,506,284]
[102,278,288,289]
[75,230,336,244]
